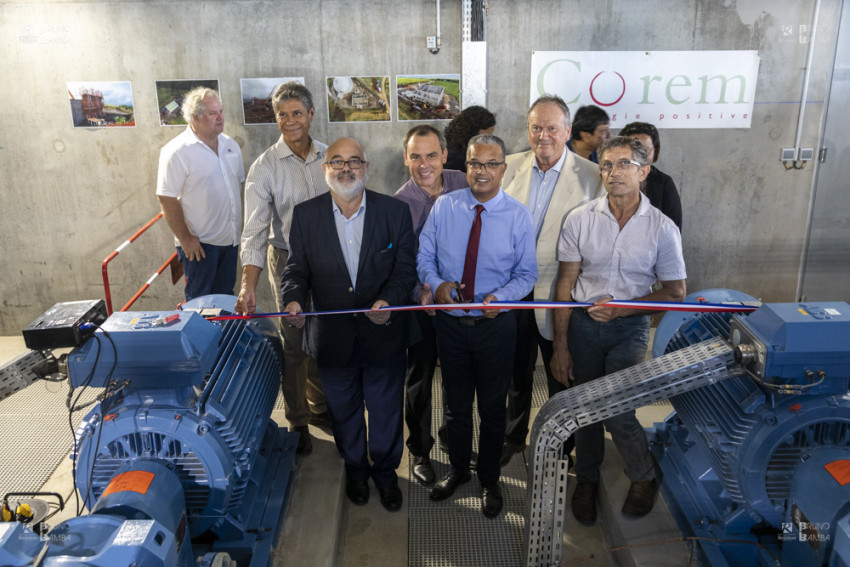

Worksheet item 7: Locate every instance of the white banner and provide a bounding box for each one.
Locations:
[530,51,760,129]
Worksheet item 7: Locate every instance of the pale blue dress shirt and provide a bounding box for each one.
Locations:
[417,188,538,317]
[332,192,366,288]
[527,148,567,240]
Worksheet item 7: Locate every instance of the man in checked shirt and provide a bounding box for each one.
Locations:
[234,82,328,456]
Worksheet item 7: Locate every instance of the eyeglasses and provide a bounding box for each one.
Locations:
[599,159,643,173]
[326,158,365,170]
[466,160,505,171]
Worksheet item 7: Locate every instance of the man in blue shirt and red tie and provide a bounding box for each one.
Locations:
[417,134,537,518]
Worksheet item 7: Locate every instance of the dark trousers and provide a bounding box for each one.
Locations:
[319,343,406,489]
[404,310,438,457]
[177,244,238,301]
[508,304,575,459]
[569,308,655,484]
[434,311,516,484]
[506,302,558,445]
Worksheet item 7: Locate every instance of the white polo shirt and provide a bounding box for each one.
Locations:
[558,193,686,303]
[156,127,245,247]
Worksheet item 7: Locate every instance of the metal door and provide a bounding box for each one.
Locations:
[799,1,850,302]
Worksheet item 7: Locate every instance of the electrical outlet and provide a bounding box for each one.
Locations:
[780,148,797,161]
[799,148,814,161]
[426,36,437,49]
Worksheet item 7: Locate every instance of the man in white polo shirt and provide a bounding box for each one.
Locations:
[550,136,686,526]
[156,87,244,300]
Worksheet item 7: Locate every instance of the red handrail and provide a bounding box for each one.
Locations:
[119,251,179,312]
[101,212,180,314]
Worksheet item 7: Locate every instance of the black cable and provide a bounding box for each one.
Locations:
[82,400,107,512]
[68,397,99,413]
[67,323,119,515]
[80,327,117,513]
[68,334,100,516]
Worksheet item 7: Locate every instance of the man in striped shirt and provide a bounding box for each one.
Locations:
[235,82,328,456]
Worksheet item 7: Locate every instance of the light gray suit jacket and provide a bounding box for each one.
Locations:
[503,149,605,340]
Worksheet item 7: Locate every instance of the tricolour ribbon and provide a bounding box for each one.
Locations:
[201,300,759,321]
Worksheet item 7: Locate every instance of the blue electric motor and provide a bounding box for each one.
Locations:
[651,291,850,566]
[38,460,196,566]
[0,295,297,566]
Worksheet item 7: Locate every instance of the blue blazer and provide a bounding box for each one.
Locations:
[281,189,417,367]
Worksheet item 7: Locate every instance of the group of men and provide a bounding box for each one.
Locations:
[156,83,686,523]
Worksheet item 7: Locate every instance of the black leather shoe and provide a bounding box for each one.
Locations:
[429,470,471,501]
[572,481,598,525]
[295,426,312,456]
[499,441,526,466]
[622,479,657,517]
[379,485,403,512]
[412,455,435,485]
[481,481,503,518]
[345,479,370,506]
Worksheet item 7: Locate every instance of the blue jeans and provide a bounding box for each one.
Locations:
[177,244,238,301]
[569,308,655,484]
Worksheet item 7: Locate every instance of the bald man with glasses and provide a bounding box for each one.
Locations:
[282,137,417,513]
[417,134,537,518]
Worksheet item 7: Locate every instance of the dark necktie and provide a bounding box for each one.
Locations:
[461,204,485,302]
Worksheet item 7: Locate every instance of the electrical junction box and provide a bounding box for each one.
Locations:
[781,148,797,161]
[22,300,107,350]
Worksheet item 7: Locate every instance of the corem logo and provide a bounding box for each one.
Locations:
[530,51,760,129]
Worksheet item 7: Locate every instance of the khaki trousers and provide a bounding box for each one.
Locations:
[268,245,326,427]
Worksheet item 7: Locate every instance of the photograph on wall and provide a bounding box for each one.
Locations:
[326,76,391,123]
[241,77,304,125]
[396,74,460,121]
[67,81,135,128]
[155,79,220,126]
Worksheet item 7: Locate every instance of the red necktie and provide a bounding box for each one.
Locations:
[461,204,484,302]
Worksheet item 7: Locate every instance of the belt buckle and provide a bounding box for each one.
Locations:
[457,315,487,326]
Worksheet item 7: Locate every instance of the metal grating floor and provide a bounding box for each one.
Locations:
[0,379,97,499]
[407,366,549,567]
[408,364,672,566]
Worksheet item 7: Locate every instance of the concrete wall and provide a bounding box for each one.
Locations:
[0,0,839,334]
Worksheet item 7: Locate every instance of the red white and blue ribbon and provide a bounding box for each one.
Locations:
[202,300,759,321]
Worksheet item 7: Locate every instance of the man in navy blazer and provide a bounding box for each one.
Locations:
[281,137,417,512]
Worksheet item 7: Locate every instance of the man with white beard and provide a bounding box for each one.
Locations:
[281,137,417,512]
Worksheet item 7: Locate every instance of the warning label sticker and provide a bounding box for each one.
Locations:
[824,460,850,486]
[101,470,155,497]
